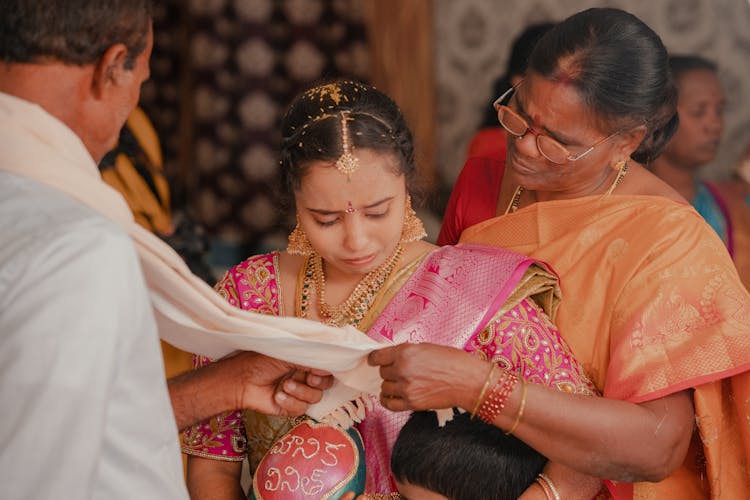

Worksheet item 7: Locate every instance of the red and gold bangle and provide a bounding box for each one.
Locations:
[477,369,518,424]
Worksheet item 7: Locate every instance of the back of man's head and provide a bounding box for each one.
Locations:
[391,410,547,500]
[0,0,152,69]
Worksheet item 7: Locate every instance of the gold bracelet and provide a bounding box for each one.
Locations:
[505,378,527,435]
[537,472,561,500]
[470,364,496,419]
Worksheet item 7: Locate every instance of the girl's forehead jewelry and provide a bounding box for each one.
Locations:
[335,110,358,178]
[345,201,356,214]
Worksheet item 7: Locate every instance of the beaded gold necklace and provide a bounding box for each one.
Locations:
[299,244,403,327]
[505,161,629,215]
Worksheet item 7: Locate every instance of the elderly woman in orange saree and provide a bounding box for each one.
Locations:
[372,8,750,499]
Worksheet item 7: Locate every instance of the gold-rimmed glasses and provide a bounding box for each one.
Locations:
[493,84,619,164]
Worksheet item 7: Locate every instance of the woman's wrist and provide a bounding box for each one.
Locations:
[536,472,561,500]
[476,368,519,424]
[459,358,498,412]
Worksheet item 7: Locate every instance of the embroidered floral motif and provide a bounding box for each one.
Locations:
[181,410,247,461]
[466,299,597,396]
[231,255,278,314]
[214,270,240,307]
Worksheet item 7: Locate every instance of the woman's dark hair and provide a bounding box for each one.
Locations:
[528,8,679,164]
[279,80,416,205]
[669,54,718,81]
[0,0,152,69]
[391,410,547,500]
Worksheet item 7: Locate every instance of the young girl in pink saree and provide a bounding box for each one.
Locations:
[181,81,597,498]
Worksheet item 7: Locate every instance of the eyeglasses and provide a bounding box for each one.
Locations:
[493,84,619,164]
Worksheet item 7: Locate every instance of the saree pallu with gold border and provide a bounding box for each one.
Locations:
[461,194,750,499]
[357,243,596,493]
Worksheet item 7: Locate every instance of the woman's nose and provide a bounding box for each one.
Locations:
[514,129,542,158]
[342,216,368,252]
[706,111,724,135]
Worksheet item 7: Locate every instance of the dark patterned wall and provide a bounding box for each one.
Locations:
[140,0,369,254]
[140,0,184,192]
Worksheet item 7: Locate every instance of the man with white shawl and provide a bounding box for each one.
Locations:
[0,1,384,498]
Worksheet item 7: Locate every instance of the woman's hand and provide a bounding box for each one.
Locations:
[368,343,490,412]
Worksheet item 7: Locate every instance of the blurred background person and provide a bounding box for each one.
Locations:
[99,106,174,237]
[732,139,750,201]
[650,55,750,288]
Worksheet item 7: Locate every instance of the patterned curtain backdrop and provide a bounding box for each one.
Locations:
[140,0,370,253]
[139,0,187,197]
[435,0,750,188]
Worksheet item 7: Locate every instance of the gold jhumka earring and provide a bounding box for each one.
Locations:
[401,194,427,243]
[605,159,629,195]
[287,215,314,255]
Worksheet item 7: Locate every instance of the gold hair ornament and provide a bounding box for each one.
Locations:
[300,81,370,106]
[336,111,358,177]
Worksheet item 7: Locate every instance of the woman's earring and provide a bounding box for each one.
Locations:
[401,194,427,243]
[606,159,629,195]
[287,215,314,255]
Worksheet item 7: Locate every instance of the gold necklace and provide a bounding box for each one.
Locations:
[505,161,629,215]
[300,244,403,327]
[504,185,525,215]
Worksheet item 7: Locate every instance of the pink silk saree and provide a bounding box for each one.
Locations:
[359,243,595,493]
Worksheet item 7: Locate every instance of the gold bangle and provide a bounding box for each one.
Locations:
[537,472,561,500]
[470,364,496,419]
[535,476,553,500]
[505,378,527,435]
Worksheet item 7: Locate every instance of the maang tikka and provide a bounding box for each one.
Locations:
[336,111,359,178]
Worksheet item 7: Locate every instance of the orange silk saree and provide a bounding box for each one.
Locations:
[461,194,750,498]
